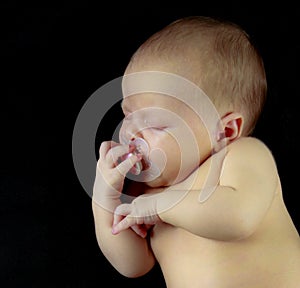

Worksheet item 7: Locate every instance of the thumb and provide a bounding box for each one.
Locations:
[116,154,142,176]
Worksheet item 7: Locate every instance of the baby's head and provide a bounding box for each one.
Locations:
[120,16,267,187]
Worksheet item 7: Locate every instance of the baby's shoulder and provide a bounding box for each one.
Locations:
[227,137,273,159]
[220,137,280,194]
[224,136,278,174]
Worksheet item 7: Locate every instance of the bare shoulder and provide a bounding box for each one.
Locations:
[220,137,279,193]
[227,136,272,153]
[226,136,277,167]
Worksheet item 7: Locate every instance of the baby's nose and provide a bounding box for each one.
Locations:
[119,116,146,144]
[119,128,143,144]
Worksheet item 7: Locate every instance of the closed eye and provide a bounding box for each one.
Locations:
[149,126,168,131]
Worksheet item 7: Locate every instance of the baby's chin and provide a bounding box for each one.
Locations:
[143,175,168,188]
[144,173,180,188]
[144,167,197,189]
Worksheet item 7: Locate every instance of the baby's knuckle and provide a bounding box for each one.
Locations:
[100,140,109,149]
[114,205,123,215]
[136,217,144,225]
[109,172,121,183]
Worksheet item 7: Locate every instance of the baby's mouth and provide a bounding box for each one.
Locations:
[129,138,151,175]
[119,136,162,181]
[121,137,151,175]
[140,157,150,170]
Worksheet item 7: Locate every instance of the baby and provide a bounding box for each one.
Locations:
[92,16,300,287]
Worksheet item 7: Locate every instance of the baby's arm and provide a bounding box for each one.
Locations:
[113,138,278,241]
[158,137,278,240]
[92,141,155,277]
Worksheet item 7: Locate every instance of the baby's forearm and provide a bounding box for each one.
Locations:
[158,185,249,240]
[153,154,247,240]
[92,200,155,277]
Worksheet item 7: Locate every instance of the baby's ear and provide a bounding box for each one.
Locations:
[218,112,244,143]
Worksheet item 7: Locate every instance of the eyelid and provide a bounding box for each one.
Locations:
[148,125,168,131]
[154,126,167,130]
[144,119,167,128]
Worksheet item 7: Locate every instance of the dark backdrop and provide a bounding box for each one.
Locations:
[2,2,299,287]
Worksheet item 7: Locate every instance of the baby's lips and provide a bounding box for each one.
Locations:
[118,137,152,175]
[130,138,150,158]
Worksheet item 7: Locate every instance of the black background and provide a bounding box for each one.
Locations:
[2,1,299,287]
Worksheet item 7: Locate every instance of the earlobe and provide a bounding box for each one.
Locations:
[219,112,244,143]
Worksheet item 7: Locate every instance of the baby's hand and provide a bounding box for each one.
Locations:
[92,141,142,212]
[112,194,161,238]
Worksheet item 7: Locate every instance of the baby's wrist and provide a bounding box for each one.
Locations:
[92,197,121,213]
[92,189,122,213]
